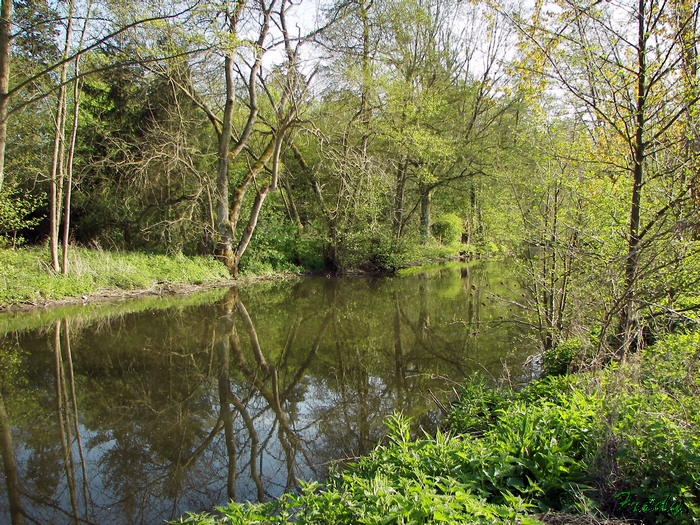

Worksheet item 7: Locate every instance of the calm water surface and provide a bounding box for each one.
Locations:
[0,260,537,524]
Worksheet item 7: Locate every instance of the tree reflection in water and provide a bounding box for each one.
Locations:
[0,261,535,524]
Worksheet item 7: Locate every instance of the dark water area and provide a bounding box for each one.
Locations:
[0,260,537,525]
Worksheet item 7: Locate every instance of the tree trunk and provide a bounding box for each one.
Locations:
[50,0,76,273]
[62,1,92,274]
[393,159,408,239]
[359,0,372,157]
[420,185,432,242]
[0,0,11,194]
[231,132,286,276]
[215,54,236,273]
[617,0,647,357]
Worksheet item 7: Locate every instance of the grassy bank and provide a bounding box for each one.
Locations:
[174,331,700,525]
[0,241,478,309]
[0,247,231,308]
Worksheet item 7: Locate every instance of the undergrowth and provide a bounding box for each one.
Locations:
[173,331,700,525]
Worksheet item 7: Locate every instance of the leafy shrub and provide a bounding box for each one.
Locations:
[604,332,700,523]
[0,183,45,248]
[542,337,581,376]
[239,211,305,274]
[431,213,463,245]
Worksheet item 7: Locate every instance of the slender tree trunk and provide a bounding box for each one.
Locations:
[394,159,408,239]
[359,0,372,156]
[675,0,700,237]
[0,0,11,194]
[281,175,302,233]
[61,83,78,274]
[420,185,432,242]
[62,1,92,274]
[50,0,76,272]
[617,0,647,356]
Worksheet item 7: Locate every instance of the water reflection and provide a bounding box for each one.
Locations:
[0,261,535,524]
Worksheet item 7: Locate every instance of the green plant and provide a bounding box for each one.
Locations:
[542,338,582,376]
[431,213,464,245]
[0,183,45,248]
[171,332,700,525]
[0,247,230,307]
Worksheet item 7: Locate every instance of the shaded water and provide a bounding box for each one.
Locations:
[0,260,536,525]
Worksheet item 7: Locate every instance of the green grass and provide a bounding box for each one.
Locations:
[0,246,231,308]
[172,331,700,525]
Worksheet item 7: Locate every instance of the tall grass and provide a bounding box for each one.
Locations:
[0,247,230,307]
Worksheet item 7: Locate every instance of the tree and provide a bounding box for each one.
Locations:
[145,0,312,276]
[0,0,12,193]
[287,0,519,269]
[0,0,201,259]
[504,0,700,355]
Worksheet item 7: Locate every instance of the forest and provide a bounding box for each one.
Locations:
[1,0,700,361]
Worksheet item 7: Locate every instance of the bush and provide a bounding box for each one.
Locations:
[0,183,45,248]
[542,337,581,376]
[431,213,464,245]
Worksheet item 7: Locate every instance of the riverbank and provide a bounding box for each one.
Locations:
[0,247,265,311]
[0,244,471,311]
[173,330,700,525]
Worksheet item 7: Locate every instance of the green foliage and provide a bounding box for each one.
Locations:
[447,375,598,512]
[173,414,545,525]
[542,338,581,377]
[170,331,700,525]
[403,239,463,265]
[238,209,305,275]
[450,334,700,524]
[0,183,45,248]
[604,332,700,523]
[431,213,463,245]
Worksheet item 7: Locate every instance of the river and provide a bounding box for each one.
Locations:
[0,259,537,524]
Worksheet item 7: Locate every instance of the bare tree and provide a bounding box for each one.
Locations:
[150,0,313,275]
